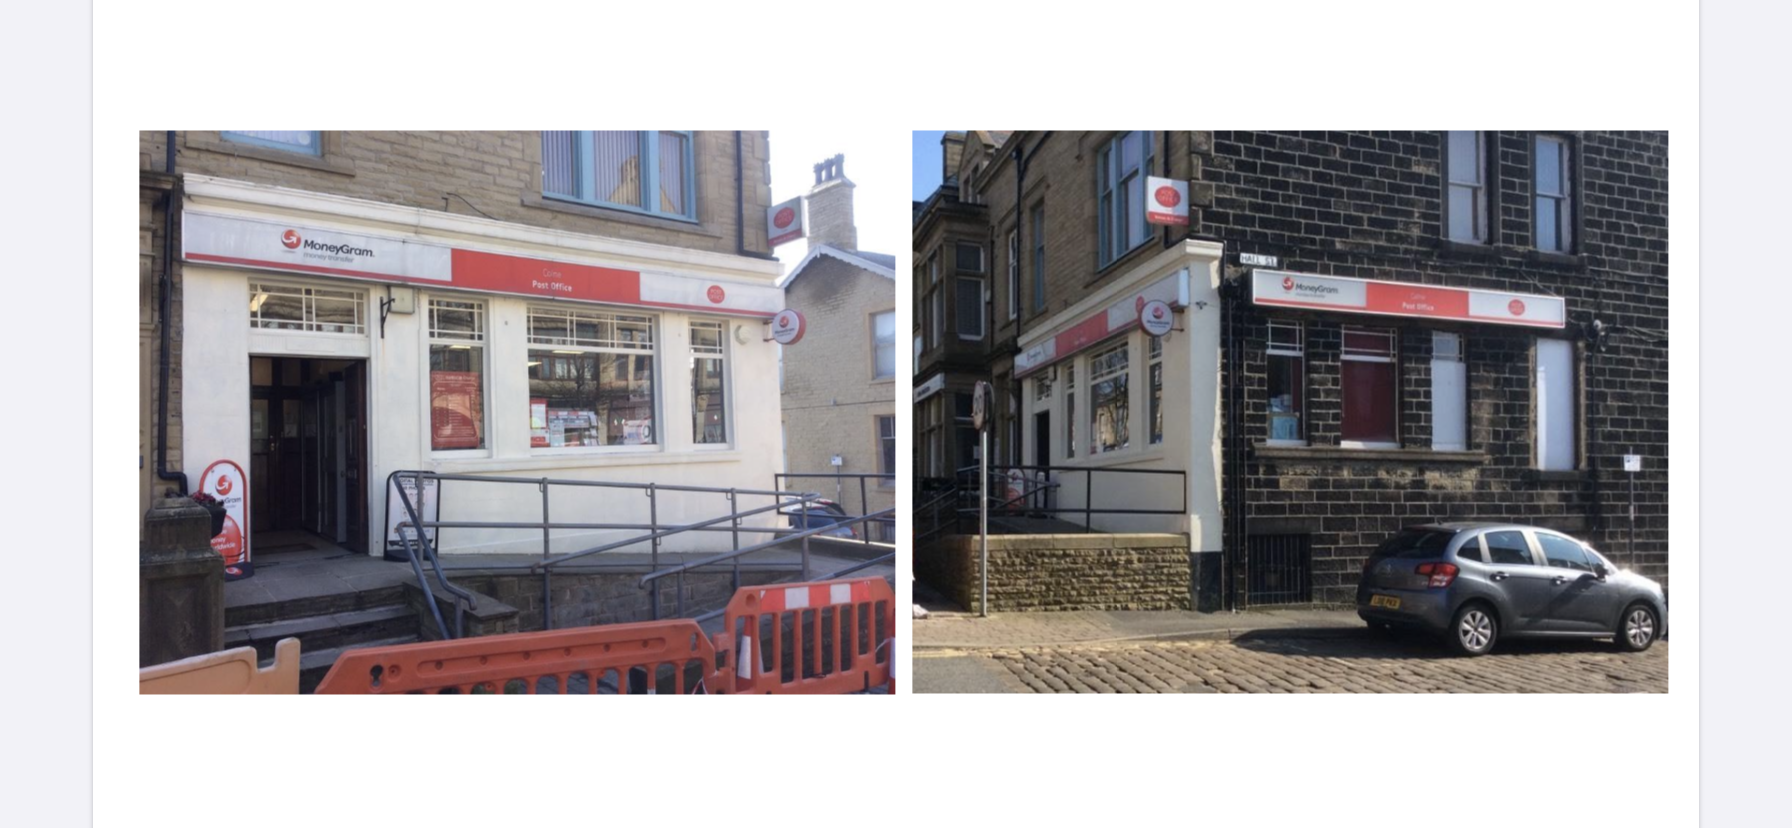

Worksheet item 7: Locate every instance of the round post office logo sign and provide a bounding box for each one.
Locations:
[773,207,796,229]
[1508,299,1526,316]
[769,309,806,345]
[281,229,302,249]
[1154,185,1182,208]
[1140,299,1174,337]
[707,285,726,304]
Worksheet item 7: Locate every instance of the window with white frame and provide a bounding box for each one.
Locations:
[1033,365,1055,402]
[1444,131,1488,243]
[1342,327,1399,447]
[872,311,896,379]
[921,395,944,477]
[525,307,658,448]
[1088,342,1131,454]
[1536,338,1577,470]
[690,321,727,445]
[1148,335,1164,445]
[878,415,896,478]
[1534,134,1574,253]
[428,299,486,451]
[956,276,985,340]
[1431,331,1467,451]
[1064,364,1077,458]
[249,283,365,335]
[541,131,695,220]
[1006,229,1020,321]
[1098,131,1153,267]
[1266,320,1305,444]
[223,131,320,156]
[928,254,943,349]
[956,242,985,274]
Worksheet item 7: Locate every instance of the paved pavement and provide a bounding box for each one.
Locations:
[913,610,1668,693]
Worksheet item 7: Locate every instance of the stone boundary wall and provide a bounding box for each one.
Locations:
[919,533,1192,613]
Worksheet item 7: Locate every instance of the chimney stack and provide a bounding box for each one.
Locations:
[805,153,856,252]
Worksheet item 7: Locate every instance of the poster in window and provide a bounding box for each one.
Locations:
[530,397,549,447]
[430,370,483,450]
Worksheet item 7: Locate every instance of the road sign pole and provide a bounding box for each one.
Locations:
[980,429,989,618]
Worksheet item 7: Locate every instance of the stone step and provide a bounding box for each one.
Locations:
[225,582,409,628]
[227,604,419,663]
[298,635,422,694]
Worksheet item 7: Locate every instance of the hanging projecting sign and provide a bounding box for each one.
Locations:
[767,196,805,247]
[384,475,441,560]
[1139,299,1175,337]
[768,309,806,345]
[1017,269,1189,377]
[1145,176,1189,226]
[184,211,781,318]
[197,460,251,580]
[1252,270,1566,328]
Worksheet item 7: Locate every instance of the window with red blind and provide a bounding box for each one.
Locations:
[1342,327,1399,446]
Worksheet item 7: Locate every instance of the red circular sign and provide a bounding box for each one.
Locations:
[774,207,796,229]
[1154,186,1181,208]
[211,515,245,566]
[707,285,726,304]
[216,476,233,495]
[1508,299,1526,316]
[770,309,806,345]
[1152,305,1166,320]
[1282,276,1295,291]
[281,229,301,249]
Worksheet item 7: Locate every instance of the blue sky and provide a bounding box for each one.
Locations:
[912,130,946,202]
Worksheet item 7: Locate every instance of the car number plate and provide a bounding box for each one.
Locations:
[1370,594,1402,610]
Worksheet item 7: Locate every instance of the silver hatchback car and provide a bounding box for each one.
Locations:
[1355,523,1667,656]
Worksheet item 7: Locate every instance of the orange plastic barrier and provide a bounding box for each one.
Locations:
[140,638,301,695]
[721,577,895,694]
[313,619,726,695]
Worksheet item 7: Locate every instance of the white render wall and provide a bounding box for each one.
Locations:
[181,189,786,558]
[1019,240,1225,553]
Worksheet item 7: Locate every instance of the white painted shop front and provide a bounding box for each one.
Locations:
[178,175,788,567]
[1015,239,1226,554]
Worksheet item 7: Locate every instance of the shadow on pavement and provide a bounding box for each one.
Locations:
[1230,627,1637,661]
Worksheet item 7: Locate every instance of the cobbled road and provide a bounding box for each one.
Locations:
[951,632,1667,693]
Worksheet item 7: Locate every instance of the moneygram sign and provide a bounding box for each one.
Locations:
[185,212,451,283]
[1251,269,1565,329]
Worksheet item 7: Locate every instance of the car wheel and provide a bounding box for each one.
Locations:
[1615,603,1659,653]
[1448,603,1498,656]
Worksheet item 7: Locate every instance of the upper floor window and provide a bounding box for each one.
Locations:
[542,131,695,221]
[1098,131,1153,267]
[1534,134,1574,253]
[1444,131,1488,243]
[1030,205,1047,312]
[872,310,896,379]
[1006,229,1020,321]
[956,242,985,274]
[956,276,985,340]
[249,282,365,335]
[223,131,320,156]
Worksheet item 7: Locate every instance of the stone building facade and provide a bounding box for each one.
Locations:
[914,130,1670,611]
[139,131,786,567]
[779,156,897,538]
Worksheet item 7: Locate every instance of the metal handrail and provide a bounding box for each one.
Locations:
[951,463,1188,533]
[383,469,898,637]
[774,472,897,546]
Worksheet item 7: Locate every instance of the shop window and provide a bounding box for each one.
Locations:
[1534,134,1574,253]
[249,282,365,335]
[690,321,727,445]
[878,415,896,478]
[1088,342,1130,454]
[1064,364,1077,458]
[1097,131,1153,267]
[1033,365,1055,402]
[1536,338,1577,470]
[1443,131,1488,243]
[1005,230,1020,321]
[1031,204,1047,313]
[956,277,985,340]
[526,307,658,448]
[1148,335,1164,445]
[427,299,486,451]
[1342,327,1399,447]
[1431,331,1467,451]
[541,130,695,221]
[223,131,320,156]
[1265,320,1304,445]
[872,311,896,379]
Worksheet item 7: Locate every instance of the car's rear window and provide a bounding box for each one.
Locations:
[1371,529,1457,560]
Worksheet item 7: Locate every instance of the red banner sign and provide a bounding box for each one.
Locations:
[198,460,251,580]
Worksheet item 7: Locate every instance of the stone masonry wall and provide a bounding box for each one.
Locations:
[921,534,1192,613]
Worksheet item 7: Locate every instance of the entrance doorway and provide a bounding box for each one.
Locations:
[250,356,369,555]
[1033,411,1051,467]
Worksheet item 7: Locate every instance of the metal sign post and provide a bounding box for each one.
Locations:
[973,381,992,618]
[1624,453,1642,568]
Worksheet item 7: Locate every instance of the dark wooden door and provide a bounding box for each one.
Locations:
[343,361,368,553]
[251,359,306,535]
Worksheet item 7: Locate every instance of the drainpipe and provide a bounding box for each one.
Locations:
[1221,271,1244,611]
[155,131,187,496]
